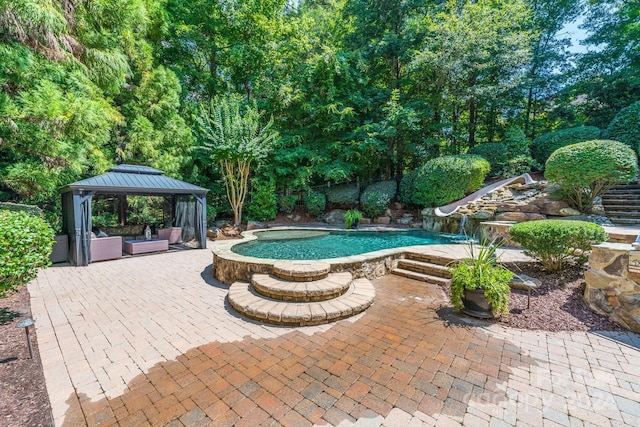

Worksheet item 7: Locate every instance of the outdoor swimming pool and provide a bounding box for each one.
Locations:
[231,229,467,260]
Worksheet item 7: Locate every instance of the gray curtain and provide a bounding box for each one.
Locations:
[81,196,92,265]
[175,199,195,242]
[195,195,206,249]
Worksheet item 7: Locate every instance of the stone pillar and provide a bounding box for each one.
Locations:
[584,243,640,333]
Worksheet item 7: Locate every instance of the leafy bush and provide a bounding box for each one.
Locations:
[502,126,529,157]
[412,155,490,207]
[607,101,640,155]
[361,191,391,218]
[530,126,601,165]
[247,178,277,222]
[509,220,608,272]
[278,195,299,215]
[498,155,537,178]
[399,169,419,204]
[545,140,638,213]
[0,210,54,297]
[325,183,360,207]
[0,202,44,218]
[360,180,396,217]
[305,190,326,217]
[468,143,508,175]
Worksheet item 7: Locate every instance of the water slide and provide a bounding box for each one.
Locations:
[434,173,537,217]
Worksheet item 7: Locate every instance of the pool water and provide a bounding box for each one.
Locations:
[232,229,467,260]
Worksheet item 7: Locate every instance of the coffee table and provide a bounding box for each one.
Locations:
[123,239,169,255]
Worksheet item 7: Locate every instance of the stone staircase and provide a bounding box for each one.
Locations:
[390,252,455,285]
[227,261,375,326]
[602,176,640,225]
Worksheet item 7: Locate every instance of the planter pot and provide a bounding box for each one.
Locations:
[353,218,360,229]
[461,288,494,319]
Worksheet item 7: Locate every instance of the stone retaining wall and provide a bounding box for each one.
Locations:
[213,251,402,285]
[584,243,640,333]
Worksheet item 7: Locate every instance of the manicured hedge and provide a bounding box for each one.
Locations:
[0,210,54,297]
[545,140,638,213]
[399,169,419,204]
[247,178,277,222]
[468,143,508,175]
[360,180,396,218]
[530,126,601,165]
[607,101,640,155]
[502,126,529,157]
[325,183,360,207]
[509,220,608,272]
[412,155,490,207]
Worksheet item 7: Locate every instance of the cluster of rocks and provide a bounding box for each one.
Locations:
[421,181,614,234]
[322,208,421,228]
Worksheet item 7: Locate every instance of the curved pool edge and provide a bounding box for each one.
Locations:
[212,227,473,285]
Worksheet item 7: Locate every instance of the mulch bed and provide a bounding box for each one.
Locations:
[0,285,52,427]
[443,262,624,332]
[0,260,624,425]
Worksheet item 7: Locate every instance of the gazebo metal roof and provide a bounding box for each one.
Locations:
[61,164,208,195]
[59,164,209,266]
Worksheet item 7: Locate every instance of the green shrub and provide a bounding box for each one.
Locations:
[360,180,396,217]
[305,190,326,217]
[509,220,608,272]
[0,210,54,297]
[0,202,44,218]
[399,169,419,204]
[545,140,638,213]
[498,155,537,178]
[530,126,601,166]
[325,183,360,207]
[277,195,299,215]
[247,177,277,222]
[607,101,640,155]
[412,155,490,207]
[502,126,529,157]
[468,143,508,175]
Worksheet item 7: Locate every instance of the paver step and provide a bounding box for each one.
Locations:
[602,203,640,209]
[252,272,352,302]
[396,259,451,279]
[228,279,375,326]
[405,252,457,266]
[272,261,331,282]
[604,211,640,218]
[601,194,640,201]
[609,218,640,225]
[390,268,450,286]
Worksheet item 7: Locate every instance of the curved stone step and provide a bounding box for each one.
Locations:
[252,272,352,302]
[272,261,331,282]
[228,279,375,326]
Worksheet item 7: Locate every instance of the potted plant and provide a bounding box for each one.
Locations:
[344,209,363,229]
[449,239,513,318]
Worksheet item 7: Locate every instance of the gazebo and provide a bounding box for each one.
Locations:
[60,164,209,266]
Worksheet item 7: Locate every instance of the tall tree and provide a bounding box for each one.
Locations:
[197,95,278,225]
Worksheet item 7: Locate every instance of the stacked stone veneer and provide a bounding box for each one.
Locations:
[584,243,640,333]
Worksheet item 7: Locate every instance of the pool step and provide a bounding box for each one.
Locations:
[228,278,375,326]
[272,261,331,282]
[252,272,352,302]
[405,252,457,266]
[396,259,452,278]
[391,252,455,286]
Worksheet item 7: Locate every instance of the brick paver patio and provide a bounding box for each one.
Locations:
[29,247,640,426]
